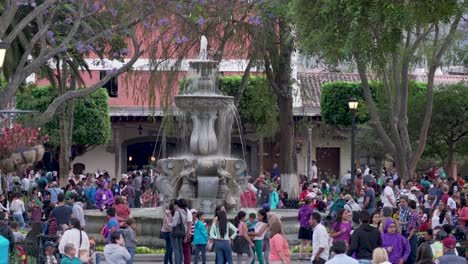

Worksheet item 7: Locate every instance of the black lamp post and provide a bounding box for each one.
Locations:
[348,97,358,197]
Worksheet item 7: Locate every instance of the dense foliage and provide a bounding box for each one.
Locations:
[16,86,111,148]
[218,76,278,137]
[409,82,468,162]
[321,81,427,127]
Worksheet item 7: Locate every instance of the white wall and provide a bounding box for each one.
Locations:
[72,145,115,174]
[296,125,351,181]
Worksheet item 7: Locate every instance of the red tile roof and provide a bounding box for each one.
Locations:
[297,71,468,111]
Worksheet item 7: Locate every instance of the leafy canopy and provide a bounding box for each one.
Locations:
[290,0,461,68]
[16,86,111,148]
[219,76,278,137]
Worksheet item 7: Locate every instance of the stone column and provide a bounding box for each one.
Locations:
[113,126,121,180]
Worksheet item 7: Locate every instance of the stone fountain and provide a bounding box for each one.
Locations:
[155,58,246,213]
[84,40,299,246]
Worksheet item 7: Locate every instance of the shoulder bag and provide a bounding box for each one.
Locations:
[171,211,186,238]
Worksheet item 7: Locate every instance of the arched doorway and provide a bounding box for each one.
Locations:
[121,137,177,173]
[127,141,158,170]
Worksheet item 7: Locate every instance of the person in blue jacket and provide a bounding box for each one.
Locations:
[193,212,209,264]
[269,185,279,209]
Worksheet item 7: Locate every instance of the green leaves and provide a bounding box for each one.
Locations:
[16,86,111,148]
[320,81,376,127]
[219,76,279,137]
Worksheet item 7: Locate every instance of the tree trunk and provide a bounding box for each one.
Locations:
[258,137,264,175]
[278,94,299,198]
[446,137,454,178]
[59,100,75,187]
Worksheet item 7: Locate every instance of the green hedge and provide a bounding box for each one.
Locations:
[320,81,426,127]
[16,86,112,147]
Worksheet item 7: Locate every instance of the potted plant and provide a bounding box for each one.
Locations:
[0,123,48,172]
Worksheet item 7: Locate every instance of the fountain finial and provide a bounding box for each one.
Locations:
[199,35,208,60]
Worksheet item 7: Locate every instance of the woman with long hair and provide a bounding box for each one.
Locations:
[58,218,91,263]
[416,242,434,264]
[297,198,313,260]
[209,210,238,264]
[330,209,352,243]
[170,199,188,264]
[370,211,381,228]
[457,196,468,232]
[248,209,269,264]
[233,211,254,264]
[431,202,451,228]
[299,183,310,201]
[161,203,175,264]
[381,219,411,264]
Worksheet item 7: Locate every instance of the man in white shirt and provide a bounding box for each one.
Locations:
[363,164,370,176]
[341,170,351,186]
[325,240,358,264]
[447,191,457,211]
[311,160,318,182]
[382,179,396,208]
[20,176,30,193]
[310,212,329,264]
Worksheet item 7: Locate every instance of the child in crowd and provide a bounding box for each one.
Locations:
[122,218,137,264]
[43,241,58,264]
[245,213,257,242]
[10,221,25,242]
[193,212,209,264]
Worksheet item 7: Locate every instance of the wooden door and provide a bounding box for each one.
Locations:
[316,147,340,181]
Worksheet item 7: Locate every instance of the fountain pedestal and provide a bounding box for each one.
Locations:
[156,60,246,212]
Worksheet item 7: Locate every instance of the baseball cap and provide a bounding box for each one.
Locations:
[190,209,197,214]
[43,241,55,249]
[442,237,456,249]
[343,194,353,201]
[410,186,419,192]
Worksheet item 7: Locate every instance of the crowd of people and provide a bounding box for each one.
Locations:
[0,163,466,264]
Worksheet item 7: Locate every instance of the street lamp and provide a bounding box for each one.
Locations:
[0,41,8,68]
[348,97,358,197]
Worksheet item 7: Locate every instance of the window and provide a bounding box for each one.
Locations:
[100,70,118,97]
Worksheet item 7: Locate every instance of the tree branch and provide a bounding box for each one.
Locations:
[409,14,462,170]
[2,0,58,42]
[355,56,396,155]
[234,57,254,107]
[33,36,142,125]
[263,53,282,96]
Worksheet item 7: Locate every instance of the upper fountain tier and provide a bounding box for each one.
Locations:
[174,60,234,156]
[175,60,233,111]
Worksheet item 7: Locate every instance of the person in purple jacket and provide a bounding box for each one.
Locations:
[382,218,411,264]
[94,182,114,210]
[297,197,314,261]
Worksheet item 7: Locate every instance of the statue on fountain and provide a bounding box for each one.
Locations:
[175,159,198,200]
[154,36,246,213]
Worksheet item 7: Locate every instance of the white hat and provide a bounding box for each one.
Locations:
[307,192,317,199]
[410,186,419,192]
[190,209,197,214]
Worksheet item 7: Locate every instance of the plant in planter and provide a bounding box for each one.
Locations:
[0,123,48,172]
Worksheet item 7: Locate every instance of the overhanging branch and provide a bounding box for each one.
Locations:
[33,36,142,126]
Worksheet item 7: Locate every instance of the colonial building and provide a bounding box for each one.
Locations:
[65,59,467,180]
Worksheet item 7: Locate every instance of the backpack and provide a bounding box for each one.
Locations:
[44,217,58,235]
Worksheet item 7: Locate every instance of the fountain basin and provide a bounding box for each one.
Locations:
[84,208,300,247]
[174,95,233,111]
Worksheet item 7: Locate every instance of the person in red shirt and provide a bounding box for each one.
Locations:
[441,184,450,205]
[241,188,257,208]
[299,183,311,201]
